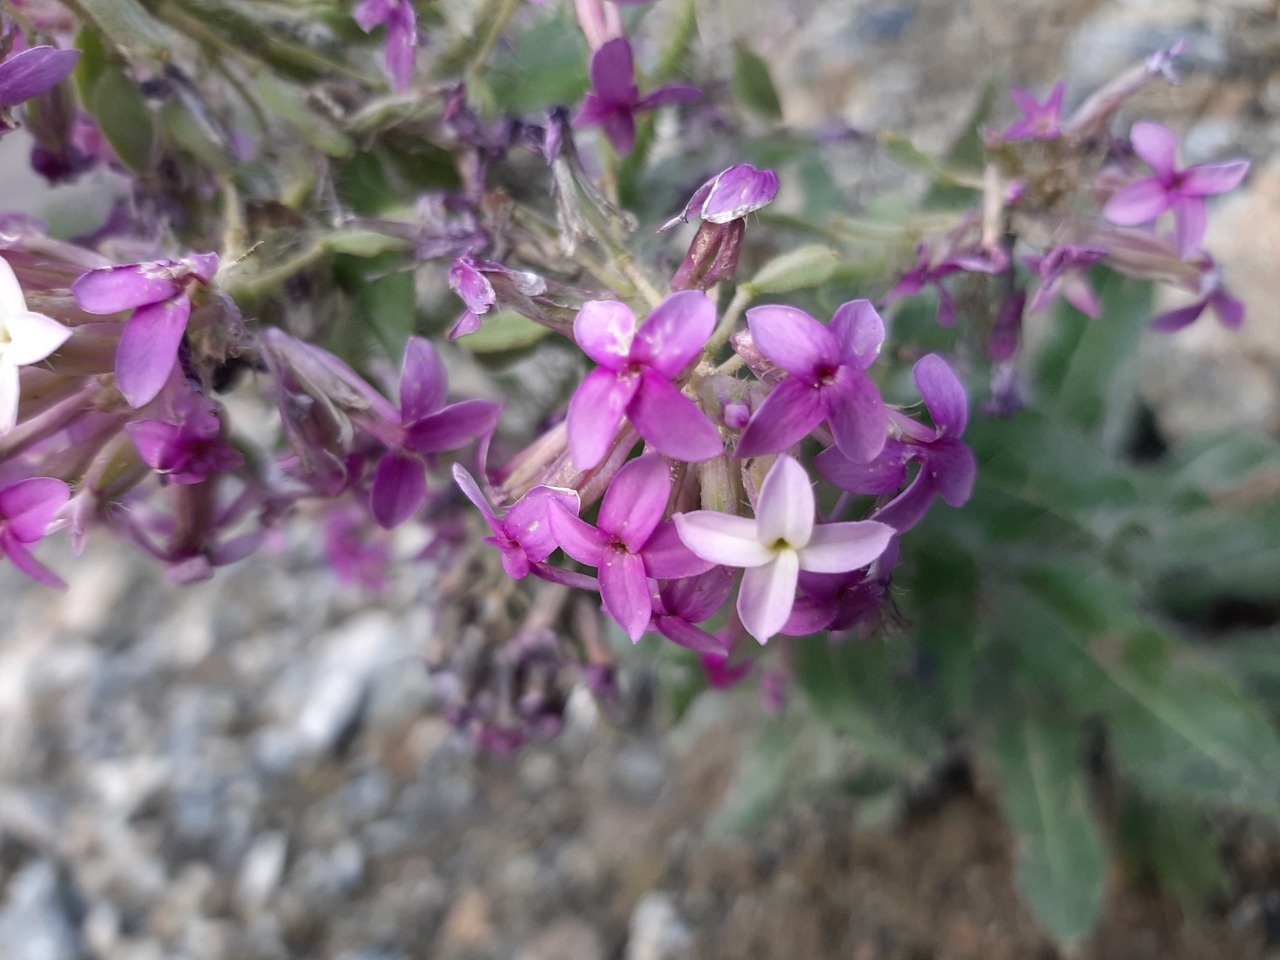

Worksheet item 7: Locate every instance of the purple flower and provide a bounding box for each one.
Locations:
[325,505,392,593]
[1150,265,1244,332]
[355,0,417,93]
[548,453,714,641]
[0,45,79,115]
[661,163,780,291]
[1024,245,1104,317]
[369,338,502,528]
[0,255,71,432]
[574,38,700,156]
[674,455,894,643]
[1003,82,1065,141]
[651,566,734,653]
[736,300,888,463]
[781,548,896,637]
[0,476,69,587]
[447,255,497,339]
[883,236,1007,328]
[71,253,219,408]
[453,463,580,580]
[1103,122,1249,259]
[125,391,243,484]
[567,291,722,470]
[817,354,976,533]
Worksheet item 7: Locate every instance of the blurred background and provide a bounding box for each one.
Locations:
[2,0,1280,958]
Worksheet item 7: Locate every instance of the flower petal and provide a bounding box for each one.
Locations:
[370,451,427,528]
[399,336,448,421]
[635,83,702,112]
[755,454,815,548]
[574,300,636,369]
[0,46,80,108]
[0,362,16,433]
[568,367,636,470]
[815,440,910,494]
[1103,178,1171,226]
[452,463,501,532]
[404,399,500,454]
[631,290,715,378]
[656,616,727,654]
[589,38,638,106]
[2,310,71,366]
[599,547,653,642]
[913,353,969,437]
[0,477,70,542]
[927,439,977,508]
[1130,121,1179,181]
[0,257,28,314]
[599,453,670,550]
[71,264,181,314]
[547,499,607,567]
[114,296,191,408]
[507,486,579,563]
[745,305,836,378]
[738,550,800,642]
[660,566,734,622]
[829,300,884,371]
[1149,299,1206,333]
[798,520,894,573]
[385,2,417,92]
[1171,195,1207,260]
[641,522,716,579]
[735,376,825,459]
[1180,160,1249,197]
[628,371,723,462]
[872,471,937,533]
[2,536,65,588]
[673,511,772,567]
[699,164,779,223]
[822,370,888,463]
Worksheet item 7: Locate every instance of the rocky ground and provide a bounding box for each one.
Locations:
[4,1,1280,959]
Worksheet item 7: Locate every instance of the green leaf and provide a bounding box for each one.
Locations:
[321,230,412,259]
[76,0,172,59]
[1119,800,1225,917]
[742,244,839,295]
[486,13,589,114]
[86,66,154,173]
[73,27,109,101]
[457,311,552,354]
[252,72,354,158]
[732,42,782,120]
[708,721,797,835]
[879,132,982,194]
[353,267,417,361]
[995,718,1106,944]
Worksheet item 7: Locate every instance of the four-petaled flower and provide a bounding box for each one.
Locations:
[574,38,700,156]
[736,300,888,463]
[447,255,496,339]
[0,476,70,587]
[0,256,71,432]
[567,290,722,470]
[355,0,418,93]
[370,337,501,528]
[549,453,714,642]
[674,454,894,642]
[1103,122,1250,260]
[817,354,976,533]
[453,463,580,580]
[1024,245,1104,318]
[125,391,244,484]
[1003,82,1065,142]
[71,253,219,408]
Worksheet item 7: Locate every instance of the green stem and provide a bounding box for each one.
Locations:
[704,285,755,357]
[225,241,328,302]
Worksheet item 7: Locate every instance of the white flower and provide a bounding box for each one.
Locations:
[0,257,71,433]
[673,455,895,643]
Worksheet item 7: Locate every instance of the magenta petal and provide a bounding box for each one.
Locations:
[1149,300,1206,332]
[1171,195,1207,260]
[872,471,938,534]
[641,522,716,579]
[385,4,417,92]
[1130,122,1179,181]
[448,310,483,340]
[659,175,717,232]
[913,353,969,436]
[829,300,885,371]
[114,296,191,408]
[568,367,635,470]
[370,452,427,528]
[656,616,727,654]
[602,111,637,156]
[635,83,702,112]
[547,500,607,567]
[1180,160,1249,197]
[1103,179,1171,226]
[589,38,638,105]
[745,305,836,377]
[354,0,394,31]
[399,337,448,423]
[404,399,500,454]
[0,47,80,107]
[599,453,670,550]
[1210,291,1245,330]
[927,439,977,508]
[815,441,910,495]
[2,536,66,588]
[452,463,501,532]
[661,566,734,621]
[72,265,181,314]
[628,371,723,462]
[823,371,887,463]
[631,290,715,378]
[599,547,653,642]
[0,477,69,542]
[125,419,183,472]
[507,486,579,563]
[736,376,825,459]
[448,259,496,315]
[575,300,636,369]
